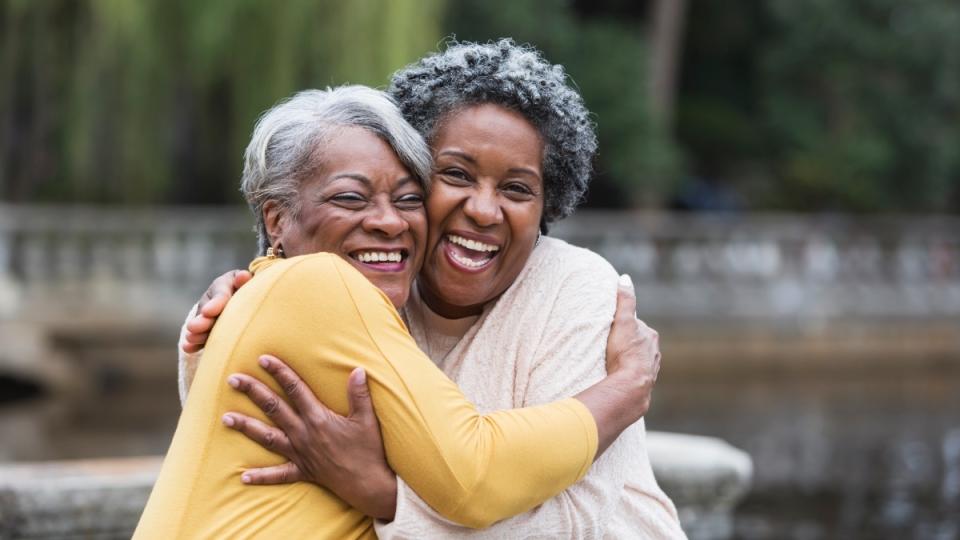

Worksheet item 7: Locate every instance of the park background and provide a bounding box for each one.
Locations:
[1,1,958,539]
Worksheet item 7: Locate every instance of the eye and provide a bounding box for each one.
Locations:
[395,192,425,210]
[330,192,367,207]
[438,168,472,185]
[503,182,536,200]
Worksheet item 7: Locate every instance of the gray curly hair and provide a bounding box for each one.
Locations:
[388,38,598,230]
[240,85,432,255]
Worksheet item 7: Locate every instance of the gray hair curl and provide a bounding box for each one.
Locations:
[388,38,598,230]
[241,85,432,255]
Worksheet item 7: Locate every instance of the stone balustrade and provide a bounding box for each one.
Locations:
[0,434,751,539]
[2,204,958,325]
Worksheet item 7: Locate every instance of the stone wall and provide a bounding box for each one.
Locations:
[0,435,751,539]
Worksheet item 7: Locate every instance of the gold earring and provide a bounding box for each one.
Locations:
[266,245,284,259]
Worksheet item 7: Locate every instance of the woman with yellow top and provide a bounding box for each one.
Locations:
[135,83,661,539]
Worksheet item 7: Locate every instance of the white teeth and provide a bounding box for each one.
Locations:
[449,250,489,268]
[356,251,403,263]
[447,235,500,253]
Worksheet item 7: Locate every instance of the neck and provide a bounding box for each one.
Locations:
[417,281,485,319]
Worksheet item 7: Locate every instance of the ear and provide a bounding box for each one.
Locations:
[262,200,286,248]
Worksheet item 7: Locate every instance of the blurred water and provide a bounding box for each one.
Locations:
[649,359,960,539]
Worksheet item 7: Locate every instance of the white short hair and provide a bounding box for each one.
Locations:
[240,85,432,255]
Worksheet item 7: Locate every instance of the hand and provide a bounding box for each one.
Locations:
[574,274,662,456]
[180,269,251,353]
[604,274,660,416]
[222,355,398,520]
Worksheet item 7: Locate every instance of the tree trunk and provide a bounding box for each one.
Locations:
[648,0,689,132]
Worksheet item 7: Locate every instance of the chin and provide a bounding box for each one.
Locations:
[444,286,491,309]
[379,285,409,309]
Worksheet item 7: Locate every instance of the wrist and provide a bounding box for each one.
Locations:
[603,367,653,420]
[367,471,397,521]
[347,465,396,521]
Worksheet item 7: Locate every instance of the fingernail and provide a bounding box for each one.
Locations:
[259,356,270,368]
[241,474,251,484]
[355,368,366,385]
[619,273,634,290]
[227,376,240,388]
[222,414,234,427]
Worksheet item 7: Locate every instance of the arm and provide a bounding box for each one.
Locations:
[230,254,598,528]
[177,269,252,404]
[570,274,658,456]
[377,265,652,538]
[176,306,202,405]
[225,278,659,525]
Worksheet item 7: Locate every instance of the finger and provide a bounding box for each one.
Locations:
[227,373,299,428]
[199,292,229,318]
[222,412,294,456]
[240,462,304,485]
[618,272,635,292]
[614,274,637,321]
[637,319,659,346]
[232,270,253,290]
[185,315,215,334]
[258,355,320,415]
[346,368,375,423]
[197,271,241,316]
[183,330,210,345]
[182,342,203,354]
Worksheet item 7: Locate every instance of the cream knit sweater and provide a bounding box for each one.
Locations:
[178,237,684,539]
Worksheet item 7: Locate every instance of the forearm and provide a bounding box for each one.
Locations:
[176,303,202,406]
[574,368,652,456]
[377,422,638,539]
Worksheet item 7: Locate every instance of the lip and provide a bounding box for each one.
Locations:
[445,229,502,247]
[348,246,411,273]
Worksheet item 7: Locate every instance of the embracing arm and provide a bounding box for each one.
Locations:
[177,305,202,405]
[377,265,660,538]
[235,254,597,529]
[177,270,252,405]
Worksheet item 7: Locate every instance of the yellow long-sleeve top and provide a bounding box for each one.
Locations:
[135,253,598,540]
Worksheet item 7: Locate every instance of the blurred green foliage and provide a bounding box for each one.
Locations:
[442,0,679,207]
[679,0,960,212]
[1,0,958,212]
[0,0,444,204]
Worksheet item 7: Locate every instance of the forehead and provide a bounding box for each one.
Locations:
[309,126,415,186]
[433,104,544,166]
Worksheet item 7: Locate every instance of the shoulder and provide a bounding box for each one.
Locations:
[253,253,373,290]
[248,253,390,308]
[499,236,619,323]
[533,236,619,293]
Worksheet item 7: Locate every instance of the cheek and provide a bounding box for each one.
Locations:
[425,185,459,227]
[409,213,428,251]
[299,214,348,252]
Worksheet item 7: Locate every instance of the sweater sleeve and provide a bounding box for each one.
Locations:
[376,254,633,538]
[236,254,599,529]
[176,303,203,406]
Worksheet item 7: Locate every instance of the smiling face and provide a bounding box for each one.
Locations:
[265,126,426,308]
[418,104,545,318]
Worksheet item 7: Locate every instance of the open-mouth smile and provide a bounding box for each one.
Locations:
[442,234,501,272]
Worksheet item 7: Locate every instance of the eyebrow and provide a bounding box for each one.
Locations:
[330,173,372,186]
[438,150,541,179]
[331,173,419,188]
[507,166,541,179]
[437,150,477,164]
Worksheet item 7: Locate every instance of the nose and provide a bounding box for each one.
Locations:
[463,185,503,228]
[363,201,409,238]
